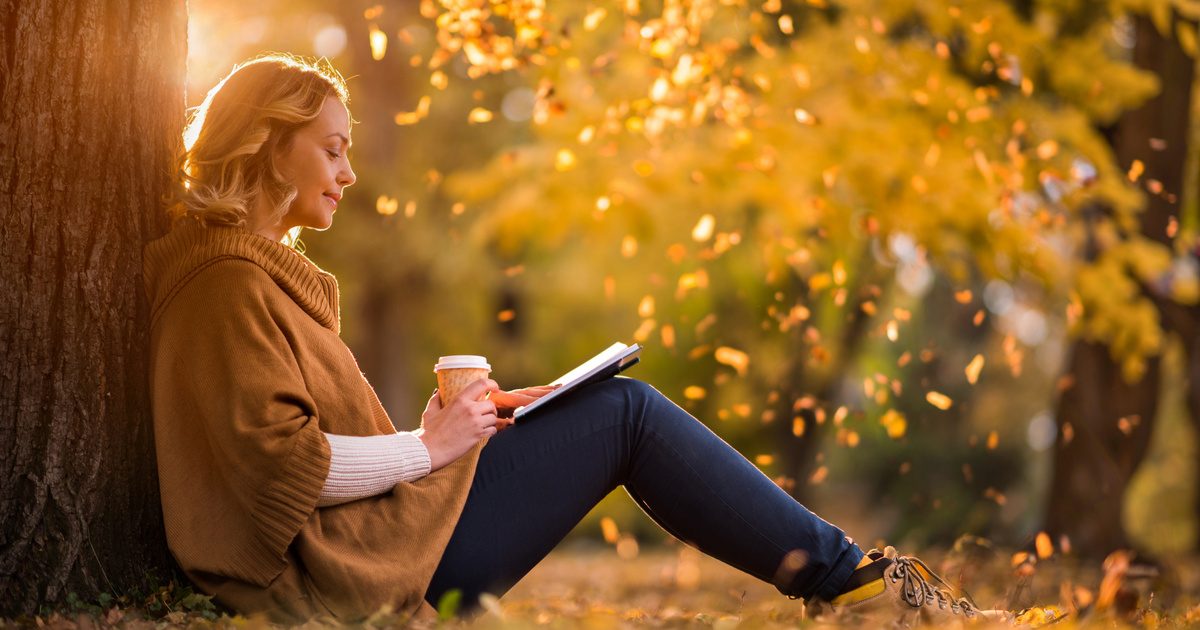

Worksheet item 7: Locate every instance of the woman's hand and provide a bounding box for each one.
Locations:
[490,384,561,419]
[418,378,501,472]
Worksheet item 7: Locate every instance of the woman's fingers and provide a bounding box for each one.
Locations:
[488,390,535,408]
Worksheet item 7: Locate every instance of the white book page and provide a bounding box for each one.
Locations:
[549,342,629,386]
[514,342,637,419]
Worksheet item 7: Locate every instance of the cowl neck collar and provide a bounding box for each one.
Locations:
[143,217,340,332]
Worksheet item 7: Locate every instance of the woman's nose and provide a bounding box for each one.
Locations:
[340,162,356,187]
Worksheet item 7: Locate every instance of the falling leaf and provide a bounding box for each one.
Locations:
[621,235,638,257]
[555,148,577,171]
[394,96,431,125]
[376,195,399,216]
[715,346,750,375]
[755,454,774,466]
[633,319,656,342]
[369,24,388,60]
[886,320,899,342]
[778,15,794,34]
[1035,531,1053,559]
[793,108,817,125]
[583,6,607,30]
[880,409,907,439]
[832,260,846,285]
[966,354,985,384]
[792,417,805,437]
[600,516,619,543]
[660,324,675,348]
[1127,159,1144,182]
[497,309,516,322]
[468,107,494,123]
[692,214,715,242]
[955,290,973,303]
[926,391,953,410]
[683,385,706,400]
[986,430,999,449]
[637,295,655,318]
[809,465,828,484]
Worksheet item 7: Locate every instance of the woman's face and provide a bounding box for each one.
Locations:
[270,96,356,238]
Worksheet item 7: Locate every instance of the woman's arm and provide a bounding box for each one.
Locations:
[317,431,432,507]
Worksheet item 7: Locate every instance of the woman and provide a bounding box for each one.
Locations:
[145,54,1053,627]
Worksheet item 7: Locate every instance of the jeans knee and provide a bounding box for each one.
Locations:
[609,376,657,402]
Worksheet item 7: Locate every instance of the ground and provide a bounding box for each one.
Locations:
[8,543,1200,628]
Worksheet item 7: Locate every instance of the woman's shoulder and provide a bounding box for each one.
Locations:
[152,258,287,329]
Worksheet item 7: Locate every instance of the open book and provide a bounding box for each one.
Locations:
[513,342,643,420]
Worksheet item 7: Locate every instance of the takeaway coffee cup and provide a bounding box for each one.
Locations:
[434,355,492,406]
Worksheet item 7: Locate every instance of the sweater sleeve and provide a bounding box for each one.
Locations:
[155,259,330,584]
[317,431,431,507]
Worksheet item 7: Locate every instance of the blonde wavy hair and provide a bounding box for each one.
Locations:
[168,54,350,243]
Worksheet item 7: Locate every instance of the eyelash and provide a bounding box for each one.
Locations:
[326,149,341,160]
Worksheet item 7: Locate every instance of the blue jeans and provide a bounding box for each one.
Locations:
[424,377,863,611]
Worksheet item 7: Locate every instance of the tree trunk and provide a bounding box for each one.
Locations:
[1044,12,1195,557]
[0,0,186,614]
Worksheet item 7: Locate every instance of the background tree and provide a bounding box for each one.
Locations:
[1046,7,1198,558]
[0,0,186,615]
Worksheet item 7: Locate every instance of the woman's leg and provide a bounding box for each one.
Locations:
[424,377,863,611]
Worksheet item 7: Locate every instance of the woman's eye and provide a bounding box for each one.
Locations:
[326,149,340,159]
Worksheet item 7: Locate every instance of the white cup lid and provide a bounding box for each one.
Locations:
[434,355,491,371]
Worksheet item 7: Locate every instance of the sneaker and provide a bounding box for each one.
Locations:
[809,547,1067,627]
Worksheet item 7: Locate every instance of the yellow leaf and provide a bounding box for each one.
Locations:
[638,295,656,318]
[375,195,399,216]
[555,148,577,171]
[633,319,656,342]
[368,24,387,61]
[600,517,619,543]
[1035,531,1053,559]
[1127,159,1144,182]
[965,354,984,384]
[926,391,952,410]
[1035,140,1058,160]
[583,6,607,31]
[660,325,676,349]
[683,385,706,400]
[468,107,494,123]
[715,346,750,375]
[881,409,907,439]
[692,214,715,242]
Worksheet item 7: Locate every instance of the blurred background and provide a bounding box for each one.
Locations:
[185,0,1199,559]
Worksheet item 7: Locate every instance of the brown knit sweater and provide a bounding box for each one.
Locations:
[144,218,483,623]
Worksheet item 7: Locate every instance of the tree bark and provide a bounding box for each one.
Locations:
[1044,12,1195,557]
[0,0,186,614]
